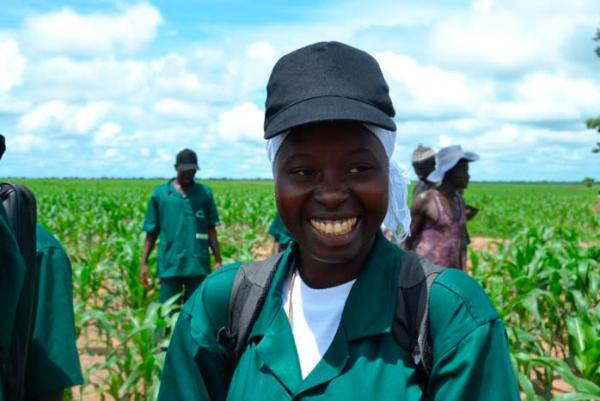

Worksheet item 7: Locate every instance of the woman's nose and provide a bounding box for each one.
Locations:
[314,174,349,208]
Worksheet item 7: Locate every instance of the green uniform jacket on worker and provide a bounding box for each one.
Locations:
[23,225,83,398]
[158,232,520,401]
[0,206,26,401]
[268,213,293,248]
[143,179,220,278]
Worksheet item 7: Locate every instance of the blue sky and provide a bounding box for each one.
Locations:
[0,0,599,181]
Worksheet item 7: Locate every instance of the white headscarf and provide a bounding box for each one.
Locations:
[266,124,411,242]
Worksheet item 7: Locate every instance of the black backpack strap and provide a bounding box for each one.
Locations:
[0,183,38,401]
[393,251,444,376]
[216,252,283,365]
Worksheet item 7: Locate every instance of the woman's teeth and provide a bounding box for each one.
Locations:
[310,218,358,235]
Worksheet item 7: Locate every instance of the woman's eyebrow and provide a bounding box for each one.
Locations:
[346,147,377,157]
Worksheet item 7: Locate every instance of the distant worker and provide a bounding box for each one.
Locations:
[411,145,436,198]
[268,212,293,253]
[406,145,479,270]
[24,225,83,401]
[140,148,222,303]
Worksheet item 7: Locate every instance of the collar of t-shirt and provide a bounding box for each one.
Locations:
[281,272,356,379]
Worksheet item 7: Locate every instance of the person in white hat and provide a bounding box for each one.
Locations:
[405,145,479,269]
[410,145,436,198]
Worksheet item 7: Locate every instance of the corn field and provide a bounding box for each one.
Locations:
[10,179,600,400]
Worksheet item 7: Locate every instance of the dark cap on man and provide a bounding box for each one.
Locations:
[175,148,199,171]
[263,41,396,139]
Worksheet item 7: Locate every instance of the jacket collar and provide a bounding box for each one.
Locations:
[247,231,402,393]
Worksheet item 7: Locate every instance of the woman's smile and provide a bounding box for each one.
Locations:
[309,217,359,236]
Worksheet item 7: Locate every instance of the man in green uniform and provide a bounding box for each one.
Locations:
[268,213,293,253]
[24,225,84,401]
[157,42,519,401]
[0,199,26,401]
[140,148,222,303]
[0,134,26,401]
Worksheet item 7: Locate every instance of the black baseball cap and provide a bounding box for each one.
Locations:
[175,148,199,171]
[263,41,396,139]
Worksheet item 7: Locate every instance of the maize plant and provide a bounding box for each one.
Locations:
[8,179,600,400]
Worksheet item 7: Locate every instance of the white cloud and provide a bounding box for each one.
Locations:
[246,41,277,63]
[153,98,209,120]
[27,57,150,100]
[485,73,600,122]
[215,102,264,142]
[0,36,26,92]
[104,148,122,159]
[472,0,495,13]
[93,122,122,146]
[9,134,46,153]
[23,3,162,56]
[19,100,110,134]
[1,0,598,180]
[0,95,31,114]
[150,54,205,96]
[428,0,597,73]
[376,52,490,119]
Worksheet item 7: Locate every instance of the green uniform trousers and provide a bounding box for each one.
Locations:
[159,275,205,304]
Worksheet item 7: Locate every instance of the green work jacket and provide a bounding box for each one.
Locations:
[143,180,220,278]
[0,205,25,401]
[23,225,83,398]
[158,233,520,401]
[268,213,293,248]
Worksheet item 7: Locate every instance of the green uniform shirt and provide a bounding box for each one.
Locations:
[268,213,293,247]
[143,180,220,278]
[23,225,83,398]
[158,233,520,401]
[0,205,26,401]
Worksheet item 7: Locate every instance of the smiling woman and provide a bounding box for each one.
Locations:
[157,41,521,401]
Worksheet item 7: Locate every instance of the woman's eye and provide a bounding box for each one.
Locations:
[349,166,371,174]
[291,168,313,176]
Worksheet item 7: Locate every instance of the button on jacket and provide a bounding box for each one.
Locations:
[158,232,520,401]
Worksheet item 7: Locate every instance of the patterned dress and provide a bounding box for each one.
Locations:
[412,190,466,269]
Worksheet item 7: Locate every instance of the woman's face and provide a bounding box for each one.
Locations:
[445,159,470,189]
[274,121,389,265]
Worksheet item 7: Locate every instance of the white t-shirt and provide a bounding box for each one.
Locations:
[281,272,356,379]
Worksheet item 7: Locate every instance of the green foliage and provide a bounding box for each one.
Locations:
[472,227,599,400]
[593,30,600,152]
[582,177,595,188]
[586,117,600,153]
[459,183,599,240]
[6,179,599,400]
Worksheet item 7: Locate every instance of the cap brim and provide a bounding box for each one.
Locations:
[463,152,479,162]
[176,164,199,172]
[427,151,480,183]
[264,96,396,139]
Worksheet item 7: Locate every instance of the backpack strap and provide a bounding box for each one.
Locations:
[0,183,38,401]
[216,252,283,365]
[393,251,445,376]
